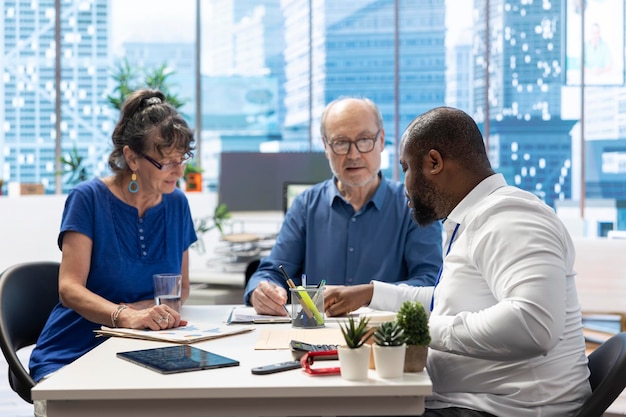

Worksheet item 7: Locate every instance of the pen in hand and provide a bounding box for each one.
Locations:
[278,264,297,289]
[282,304,290,317]
[278,265,314,320]
[265,278,290,317]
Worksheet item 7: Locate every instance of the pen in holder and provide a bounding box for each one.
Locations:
[290,286,325,328]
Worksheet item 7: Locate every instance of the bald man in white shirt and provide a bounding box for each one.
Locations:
[324,107,591,417]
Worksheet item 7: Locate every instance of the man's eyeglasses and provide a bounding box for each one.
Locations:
[141,153,193,171]
[325,130,381,155]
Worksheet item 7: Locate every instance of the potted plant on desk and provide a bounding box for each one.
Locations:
[338,316,371,381]
[372,321,406,378]
[396,301,430,372]
[184,162,203,192]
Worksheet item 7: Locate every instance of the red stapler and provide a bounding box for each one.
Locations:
[300,350,341,375]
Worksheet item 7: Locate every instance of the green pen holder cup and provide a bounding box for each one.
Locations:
[289,286,325,328]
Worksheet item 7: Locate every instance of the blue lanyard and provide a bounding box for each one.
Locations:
[430,222,460,311]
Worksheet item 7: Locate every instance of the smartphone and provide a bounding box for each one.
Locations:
[290,340,338,360]
[251,360,302,375]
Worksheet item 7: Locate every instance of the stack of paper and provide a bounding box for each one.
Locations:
[95,324,254,344]
[325,307,397,324]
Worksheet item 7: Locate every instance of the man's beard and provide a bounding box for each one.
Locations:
[407,172,441,226]
[329,162,378,188]
[409,195,439,226]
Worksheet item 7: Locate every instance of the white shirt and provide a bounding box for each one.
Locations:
[370,174,591,416]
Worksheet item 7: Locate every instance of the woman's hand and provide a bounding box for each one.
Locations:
[117,304,188,330]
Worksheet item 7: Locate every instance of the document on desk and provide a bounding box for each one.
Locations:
[324,307,397,323]
[226,305,292,324]
[255,327,344,350]
[95,323,254,344]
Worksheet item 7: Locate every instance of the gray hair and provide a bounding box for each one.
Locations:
[319,96,383,138]
[108,89,195,174]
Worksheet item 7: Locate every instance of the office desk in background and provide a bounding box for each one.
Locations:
[32,305,432,417]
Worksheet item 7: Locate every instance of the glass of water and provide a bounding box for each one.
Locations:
[153,273,182,312]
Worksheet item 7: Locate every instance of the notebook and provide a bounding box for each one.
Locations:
[226,305,292,324]
[117,345,240,374]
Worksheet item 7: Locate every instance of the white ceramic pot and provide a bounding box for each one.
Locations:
[372,344,406,378]
[338,345,371,381]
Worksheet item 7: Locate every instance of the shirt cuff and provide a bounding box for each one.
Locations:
[369,280,399,311]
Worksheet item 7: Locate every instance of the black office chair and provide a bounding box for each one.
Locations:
[0,261,60,403]
[573,331,626,417]
[244,259,261,286]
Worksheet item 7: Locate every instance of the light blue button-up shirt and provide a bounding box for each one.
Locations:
[244,174,443,305]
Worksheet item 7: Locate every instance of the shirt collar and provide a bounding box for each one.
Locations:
[327,171,386,211]
[446,173,507,226]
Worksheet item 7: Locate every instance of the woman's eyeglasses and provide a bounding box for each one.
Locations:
[141,153,192,171]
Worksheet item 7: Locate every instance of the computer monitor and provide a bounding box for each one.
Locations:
[219,152,331,212]
[283,182,316,214]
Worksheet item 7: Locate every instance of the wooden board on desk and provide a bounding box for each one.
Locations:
[255,327,344,350]
[222,233,260,243]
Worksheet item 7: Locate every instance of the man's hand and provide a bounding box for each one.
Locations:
[324,283,374,316]
[250,281,288,316]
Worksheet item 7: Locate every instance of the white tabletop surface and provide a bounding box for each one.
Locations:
[32,305,432,417]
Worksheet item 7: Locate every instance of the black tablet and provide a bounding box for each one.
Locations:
[117,345,240,374]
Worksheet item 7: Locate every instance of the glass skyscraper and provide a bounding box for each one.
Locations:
[1,0,111,193]
[281,0,447,158]
[473,0,573,207]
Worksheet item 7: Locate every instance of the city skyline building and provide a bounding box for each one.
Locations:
[1,0,111,194]
[204,0,286,128]
[280,0,447,161]
[0,0,622,231]
[445,27,473,114]
[585,139,626,201]
[122,42,197,123]
[472,0,573,207]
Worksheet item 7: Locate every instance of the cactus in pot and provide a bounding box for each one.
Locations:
[396,301,430,372]
[339,316,371,348]
[372,320,407,378]
[337,316,372,380]
[373,321,405,346]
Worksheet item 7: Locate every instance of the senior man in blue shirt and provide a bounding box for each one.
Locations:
[245,96,443,315]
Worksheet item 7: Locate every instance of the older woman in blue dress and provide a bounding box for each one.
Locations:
[30,89,198,385]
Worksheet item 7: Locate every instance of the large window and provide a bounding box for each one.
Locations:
[1,0,624,236]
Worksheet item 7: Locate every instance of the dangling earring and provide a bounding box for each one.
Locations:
[128,172,139,193]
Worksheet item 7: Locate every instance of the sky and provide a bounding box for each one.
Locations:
[111,0,472,52]
[110,0,196,50]
[445,0,473,45]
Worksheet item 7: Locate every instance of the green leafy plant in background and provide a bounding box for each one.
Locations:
[106,59,186,111]
[184,162,203,176]
[58,144,90,186]
[192,204,232,254]
[182,161,204,191]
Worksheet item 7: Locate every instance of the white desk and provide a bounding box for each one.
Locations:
[32,305,432,417]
